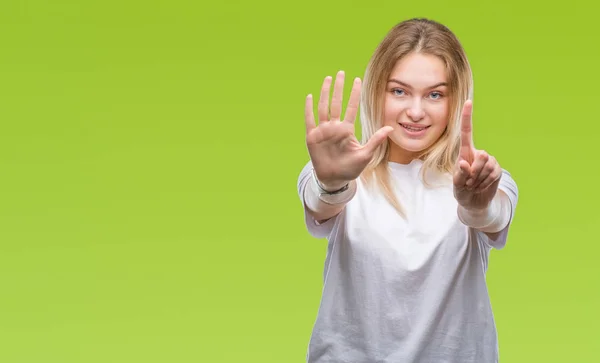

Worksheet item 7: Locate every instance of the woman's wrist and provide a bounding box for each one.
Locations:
[313,172,350,193]
[306,169,357,207]
[457,191,510,233]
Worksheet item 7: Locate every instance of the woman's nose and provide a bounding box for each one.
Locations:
[406,100,425,121]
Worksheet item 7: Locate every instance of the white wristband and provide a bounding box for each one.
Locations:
[457,192,511,233]
[305,169,357,212]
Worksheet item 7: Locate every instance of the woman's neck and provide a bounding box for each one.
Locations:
[387,144,420,165]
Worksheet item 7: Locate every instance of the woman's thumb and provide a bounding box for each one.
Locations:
[362,126,393,155]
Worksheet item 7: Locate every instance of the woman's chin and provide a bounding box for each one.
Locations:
[389,136,431,154]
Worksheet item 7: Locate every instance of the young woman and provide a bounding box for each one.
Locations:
[297,18,519,362]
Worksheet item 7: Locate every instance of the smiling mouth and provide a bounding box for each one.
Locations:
[399,123,430,132]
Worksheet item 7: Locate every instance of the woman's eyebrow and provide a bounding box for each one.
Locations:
[388,79,448,89]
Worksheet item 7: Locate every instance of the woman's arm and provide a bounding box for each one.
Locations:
[303,170,357,223]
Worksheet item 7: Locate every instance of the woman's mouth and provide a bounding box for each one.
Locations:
[399,123,430,137]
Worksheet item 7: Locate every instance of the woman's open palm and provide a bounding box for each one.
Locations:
[304,71,393,188]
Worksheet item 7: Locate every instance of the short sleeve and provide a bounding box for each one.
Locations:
[476,168,519,250]
[297,160,342,239]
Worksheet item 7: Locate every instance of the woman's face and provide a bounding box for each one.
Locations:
[383,52,451,164]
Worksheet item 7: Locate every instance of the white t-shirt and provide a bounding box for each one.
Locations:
[297,158,518,363]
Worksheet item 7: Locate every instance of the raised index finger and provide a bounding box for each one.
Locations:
[460,100,474,150]
[343,77,362,124]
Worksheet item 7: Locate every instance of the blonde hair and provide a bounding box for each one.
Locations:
[359,18,474,215]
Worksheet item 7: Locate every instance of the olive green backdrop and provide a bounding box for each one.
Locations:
[0,0,598,362]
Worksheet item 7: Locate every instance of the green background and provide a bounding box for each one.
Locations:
[0,0,598,362]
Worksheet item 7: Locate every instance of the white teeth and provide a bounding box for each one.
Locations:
[401,124,427,131]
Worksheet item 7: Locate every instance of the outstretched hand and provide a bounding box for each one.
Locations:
[453,100,502,210]
[305,71,393,189]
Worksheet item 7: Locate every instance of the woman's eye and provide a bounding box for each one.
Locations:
[392,89,405,96]
[430,92,442,99]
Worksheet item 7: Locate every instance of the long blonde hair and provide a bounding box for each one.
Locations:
[359,18,474,215]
